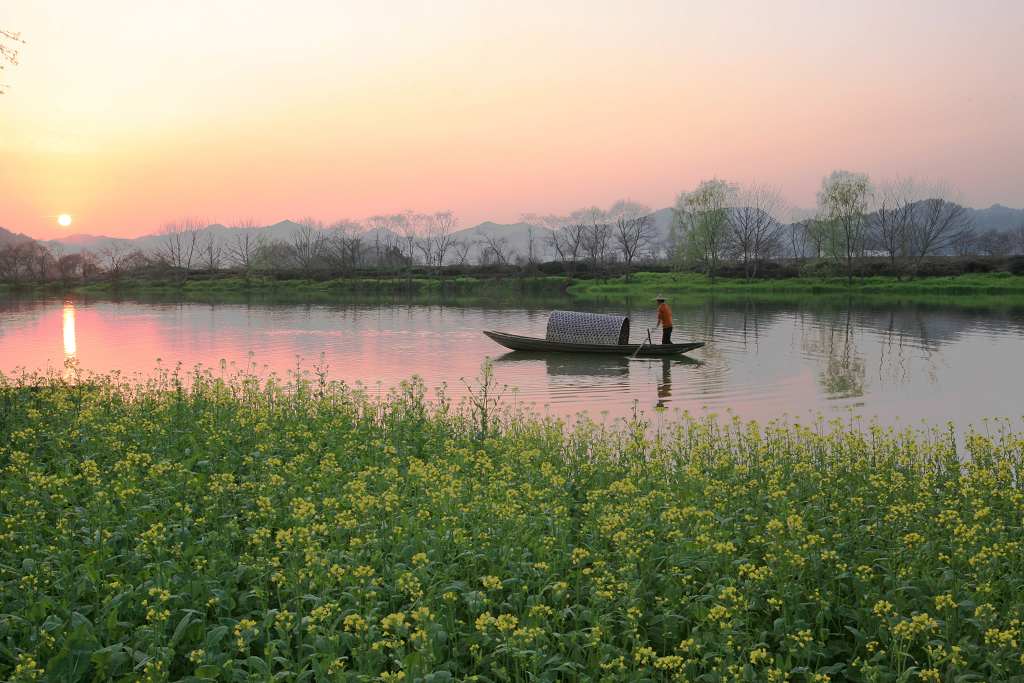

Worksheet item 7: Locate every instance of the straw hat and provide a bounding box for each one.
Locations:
[654,295,667,302]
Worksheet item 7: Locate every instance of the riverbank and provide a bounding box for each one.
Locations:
[567,271,1024,301]
[4,270,1023,305]
[1,368,1021,680]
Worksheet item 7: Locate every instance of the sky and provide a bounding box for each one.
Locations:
[2,0,1023,239]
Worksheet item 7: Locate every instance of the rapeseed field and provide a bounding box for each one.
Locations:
[1,366,1022,681]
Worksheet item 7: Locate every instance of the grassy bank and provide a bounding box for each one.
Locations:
[6,271,1024,308]
[568,271,1024,303]
[76,274,567,297]
[2,367,1023,681]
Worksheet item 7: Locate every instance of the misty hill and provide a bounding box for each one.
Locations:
[0,226,34,247]
[450,222,554,262]
[967,204,1024,233]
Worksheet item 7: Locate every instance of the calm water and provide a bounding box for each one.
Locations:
[2,295,1023,430]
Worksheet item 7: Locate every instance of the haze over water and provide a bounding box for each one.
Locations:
[2,295,1022,432]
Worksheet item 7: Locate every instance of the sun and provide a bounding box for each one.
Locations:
[57,214,73,227]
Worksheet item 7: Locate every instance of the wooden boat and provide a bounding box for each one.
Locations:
[483,330,704,357]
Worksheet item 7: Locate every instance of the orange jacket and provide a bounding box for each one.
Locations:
[657,303,672,328]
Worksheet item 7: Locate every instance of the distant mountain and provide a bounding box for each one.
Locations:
[966,204,1024,233]
[450,221,554,263]
[0,226,34,247]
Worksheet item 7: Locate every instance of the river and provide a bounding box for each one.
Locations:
[2,294,1022,431]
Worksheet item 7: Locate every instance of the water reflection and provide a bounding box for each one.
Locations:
[62,300,77,358]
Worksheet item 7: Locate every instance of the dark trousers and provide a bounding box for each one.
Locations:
[662,326,673,344]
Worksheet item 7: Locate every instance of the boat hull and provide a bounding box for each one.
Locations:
[483,330,703,356]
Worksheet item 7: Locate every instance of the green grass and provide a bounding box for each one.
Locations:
[7,271,1024,309]
[568,271,1024,308]
[72,275,568,302]
[1,364,1023,681]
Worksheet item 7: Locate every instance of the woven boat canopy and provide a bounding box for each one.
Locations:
[545,310,630,345]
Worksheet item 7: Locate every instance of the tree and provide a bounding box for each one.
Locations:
[199,231,223,271]
[524,227,540,268]
[817,171,872,285]
[571,207,612,270]
[365,215,403,268]
[290,218,327,272]
[786,219,813,261]
[546,222,586,278]
[397,211,426,268]
[1,29,23,94]
[906,192,972,276]
[417,211,457,271]
[976,230,1014,256]
[57,252,86,284]
[98,242,135,281]
[224,219,265,278]
[326,220,364,272]
[677,179,735,281]
[729,185,784,279]
[870,179,916,276]
[609,201,654,279]
[452,240,473,266]
[1014,221,1024,256]
[477,234,512,266]
[157,219,203,274]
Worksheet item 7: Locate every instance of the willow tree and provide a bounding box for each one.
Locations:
[674,179,735,282]
[817,171,872,285]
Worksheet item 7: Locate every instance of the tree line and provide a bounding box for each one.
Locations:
[2,171,1023,285]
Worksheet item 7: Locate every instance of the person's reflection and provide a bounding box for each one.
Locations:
[656,358,672,408]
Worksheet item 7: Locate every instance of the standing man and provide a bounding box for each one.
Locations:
[656,295,673,344]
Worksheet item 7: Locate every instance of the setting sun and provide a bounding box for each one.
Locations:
[57,213,72,227]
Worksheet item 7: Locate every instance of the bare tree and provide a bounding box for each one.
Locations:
[976,230,1014,257]
[98,242,135,280]
[199,231,223,271]
[906,191,973,276]
[397,211,425,268]
[571,207,613,270]
[610,202,654,279]
[787,219,812,261]
[157,219,203,274]
[1,29,23,94]
[951,228,978,257]
[546,222,586,277]
[478,234,512,266]
[364,215,395,268]
[1014,221,1024,256]
[414,211,457,271]
[27,242,54,281]
[729,185,784,279]
[818,170,872,285]
[290,218,328,273]
[452,240,473,266]
[326,220,364,272]
[80,250,102,279]
[871,179,916,277]
[430,211,458,269]
[225,219,266,277]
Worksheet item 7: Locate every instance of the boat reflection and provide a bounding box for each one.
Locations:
[492,351,701,412]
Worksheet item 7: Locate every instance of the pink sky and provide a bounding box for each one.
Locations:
[3,1,1023,239]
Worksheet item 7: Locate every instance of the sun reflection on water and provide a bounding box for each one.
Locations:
[62,301,76,358]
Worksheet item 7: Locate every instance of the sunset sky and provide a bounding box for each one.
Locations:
[3,1,1023,239]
